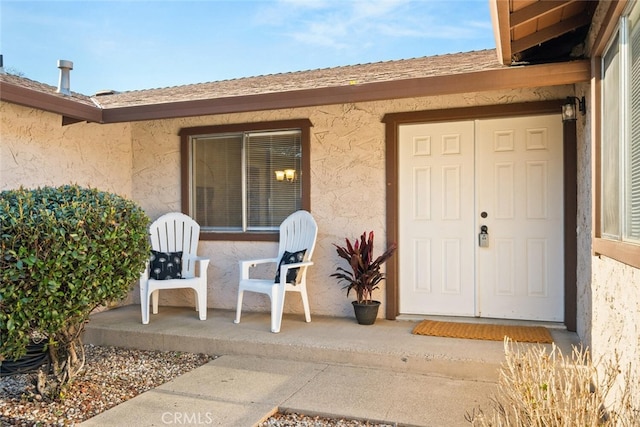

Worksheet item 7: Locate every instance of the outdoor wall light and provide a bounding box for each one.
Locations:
[562,96,586,121]
[274,169,296,182]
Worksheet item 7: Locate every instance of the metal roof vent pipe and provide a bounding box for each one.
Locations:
[0,55,5,75]
[56,59,73,95]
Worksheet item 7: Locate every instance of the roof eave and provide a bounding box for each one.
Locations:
[101,60,590,123]
[0,81,102,124]
[1,60,590,124]
[490,0,512,65]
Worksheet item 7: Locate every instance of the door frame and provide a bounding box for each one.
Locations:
[382,100,578,331]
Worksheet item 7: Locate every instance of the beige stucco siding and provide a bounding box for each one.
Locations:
[581,1,640,406]
[577,85,639,407]
[576,92,640,408]
[591,256,640,399]
[128,85,570,319]
[575,82,592,344]
[0,0,636,411]
[0,101,133,197]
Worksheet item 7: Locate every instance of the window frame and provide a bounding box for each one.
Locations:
[180,119,312,241]
[593,0,640,269]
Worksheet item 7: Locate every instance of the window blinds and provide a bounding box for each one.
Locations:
[246,130,302,230]
[629,21,640,241]
[194,134,243,230]
[192,129,302,231]
[602,33,621,239]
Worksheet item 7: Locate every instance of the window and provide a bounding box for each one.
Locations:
[602,31,621,239]
[596,1,640,268]
[180,120,311,241]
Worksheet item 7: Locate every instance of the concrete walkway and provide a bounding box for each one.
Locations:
[81,305,580,427]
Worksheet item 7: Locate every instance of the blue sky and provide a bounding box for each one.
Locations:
[1,0,496,95]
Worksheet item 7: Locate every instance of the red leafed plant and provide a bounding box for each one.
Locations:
[331,231,397,304]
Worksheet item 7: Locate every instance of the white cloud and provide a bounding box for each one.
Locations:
[254,0,490,53]
[288,19,350,49]
[277,0,332,9]
[349,0,412,19]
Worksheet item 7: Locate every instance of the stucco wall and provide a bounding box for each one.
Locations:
[575,83,592,344]
[576,89,640,411]
[591,256,640,404]
[1,85,580,322]
[580,1,640,406]
[128,85,572,320]
[0,101,133,196]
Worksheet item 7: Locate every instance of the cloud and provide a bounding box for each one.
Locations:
[349,0,412,19]
[254,0,490,53]
[255,0,411,51]
[288,19,350,49]
[277,0,332,10]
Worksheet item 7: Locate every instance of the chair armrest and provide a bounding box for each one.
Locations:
[181,255,209,278]
[195,257,209,277]
[241,257,279,267]
[184,254,209,263]
[239,257,279,280]
[277,261,314,284]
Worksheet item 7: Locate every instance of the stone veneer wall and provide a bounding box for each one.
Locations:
[0,101,133,196]
[129,86,572,319]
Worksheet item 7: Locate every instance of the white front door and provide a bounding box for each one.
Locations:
[398,114,564,322]
[475,116,564,321]
[398,121,476,316]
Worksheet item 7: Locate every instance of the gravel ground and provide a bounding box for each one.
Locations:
[1,345,394,426]
[260,413,395,427]
[0,344,213,426]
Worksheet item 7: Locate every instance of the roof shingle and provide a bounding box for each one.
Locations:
[91,49,503,108]
[0,72,96,107]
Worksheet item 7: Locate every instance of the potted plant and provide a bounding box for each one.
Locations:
[331,231,397,325]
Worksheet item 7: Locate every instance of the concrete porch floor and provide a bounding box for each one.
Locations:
[81,305,581,426]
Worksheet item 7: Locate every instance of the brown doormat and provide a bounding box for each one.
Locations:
[412,320,553,343]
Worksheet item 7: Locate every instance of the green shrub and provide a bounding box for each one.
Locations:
[0,185,150,394]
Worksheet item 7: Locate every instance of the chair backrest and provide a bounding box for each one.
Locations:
[277,210,318,262]
[149,212,200,278]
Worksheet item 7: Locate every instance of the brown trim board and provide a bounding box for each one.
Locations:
[382,100,578,331]
[101,61,589,123]
[563,120,578,332]
[0,81,102,123]
[2,60,589,125]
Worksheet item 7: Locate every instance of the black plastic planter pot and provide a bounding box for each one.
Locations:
[0,339,50,376]
[352,300,381,325]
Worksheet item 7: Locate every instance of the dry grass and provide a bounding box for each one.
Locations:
[467,338,639,426]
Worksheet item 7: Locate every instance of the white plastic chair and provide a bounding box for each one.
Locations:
[234,210,318,333]
[139,212,210,324]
